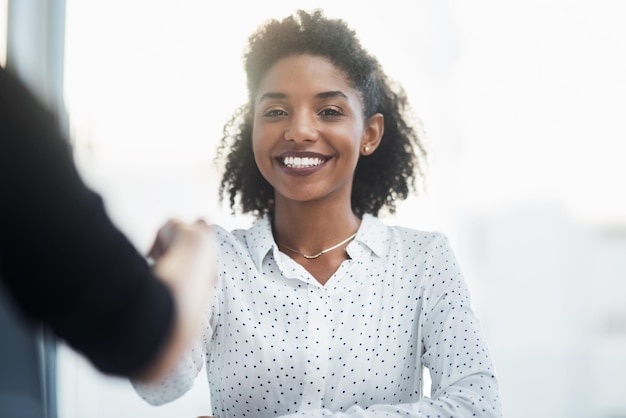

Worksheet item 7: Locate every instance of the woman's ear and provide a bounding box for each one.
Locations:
[360,113,384,156]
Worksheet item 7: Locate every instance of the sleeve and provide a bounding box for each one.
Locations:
[131,337,205,405]
[277,234,503,417]
[132,263,222,405]
[0,66,175,378]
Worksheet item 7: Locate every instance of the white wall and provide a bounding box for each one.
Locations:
[59,1,626,417]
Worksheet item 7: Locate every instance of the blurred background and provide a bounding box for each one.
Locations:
[2,1,625,417]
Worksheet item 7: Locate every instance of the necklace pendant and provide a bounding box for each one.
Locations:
[302,252,323,260]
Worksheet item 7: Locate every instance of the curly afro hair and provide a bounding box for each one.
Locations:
[217,9,426,218]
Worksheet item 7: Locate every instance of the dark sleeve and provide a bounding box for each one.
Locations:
[0,66,175,378]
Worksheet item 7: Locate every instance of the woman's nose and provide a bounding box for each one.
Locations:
[284,112,318,143]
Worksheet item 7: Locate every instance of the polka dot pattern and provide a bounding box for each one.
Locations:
[133,214,502,417]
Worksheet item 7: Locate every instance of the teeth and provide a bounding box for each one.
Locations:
[283,156,324,168]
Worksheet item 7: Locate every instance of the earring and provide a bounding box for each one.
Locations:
[363,145,370,153]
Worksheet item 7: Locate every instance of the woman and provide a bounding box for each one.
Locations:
[134,9,502,417]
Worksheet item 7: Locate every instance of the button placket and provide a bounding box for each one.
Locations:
[299,283,331,410]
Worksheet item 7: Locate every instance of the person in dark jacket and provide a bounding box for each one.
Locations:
[0,65,217,417]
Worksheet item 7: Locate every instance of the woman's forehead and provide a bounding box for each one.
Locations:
[255,55,357,100]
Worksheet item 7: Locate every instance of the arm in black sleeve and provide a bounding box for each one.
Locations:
[0,66,175,377]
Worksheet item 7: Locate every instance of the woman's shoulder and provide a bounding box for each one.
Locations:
[210,223,246,239]
[359,215,454,261]
[366,214,449,245]
[210,216,273,253]
[210,217,276,274]
[211,218,271,241]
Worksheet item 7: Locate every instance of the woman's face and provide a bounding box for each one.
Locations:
[251,54,382,208]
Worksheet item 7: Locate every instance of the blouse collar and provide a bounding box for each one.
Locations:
[246,213,390,271]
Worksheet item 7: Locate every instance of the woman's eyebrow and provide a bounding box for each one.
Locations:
[316,90,348,100]
[258,91,349,103]
[257,92,287,103]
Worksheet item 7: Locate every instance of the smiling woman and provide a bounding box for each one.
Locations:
[57,1,626,417]
[131,9,502,418]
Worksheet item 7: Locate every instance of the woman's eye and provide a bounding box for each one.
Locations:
[264,109,287,117]
[319,108,343,117]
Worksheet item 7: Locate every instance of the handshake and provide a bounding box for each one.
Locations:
[139,218,217,382]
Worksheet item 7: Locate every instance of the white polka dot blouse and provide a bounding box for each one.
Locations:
[133,214,502,417]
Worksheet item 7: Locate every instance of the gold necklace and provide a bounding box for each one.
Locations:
[277,232,358,259]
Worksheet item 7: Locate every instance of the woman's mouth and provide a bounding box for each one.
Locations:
[282,156,325,168]
[277,153,330,176]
